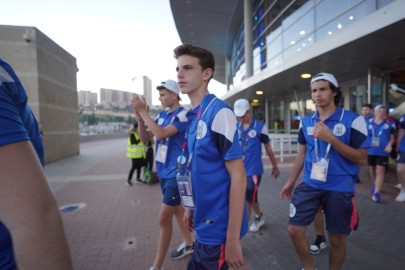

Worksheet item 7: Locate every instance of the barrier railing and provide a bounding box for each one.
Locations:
[263,133,298,162]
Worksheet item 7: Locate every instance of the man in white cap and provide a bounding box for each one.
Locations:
[233,98,279,233]
[280,72,370,270]
[131,79,194,270]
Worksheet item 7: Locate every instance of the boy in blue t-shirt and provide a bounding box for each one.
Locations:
[233,98,279,233]
[174,44,248,270]
[280,72,370,270]
[131,80,194,270]
[367,104,396,202]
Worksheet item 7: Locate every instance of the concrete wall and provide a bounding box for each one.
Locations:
[0,25,80,163]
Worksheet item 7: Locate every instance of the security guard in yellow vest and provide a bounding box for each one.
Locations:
[127,122,146,186]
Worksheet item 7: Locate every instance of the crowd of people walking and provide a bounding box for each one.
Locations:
[2,42,404,270]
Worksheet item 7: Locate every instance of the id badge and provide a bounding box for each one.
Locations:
[371,136,380,147]
[155,144,168,163]
[176,174,195,209]
[310,158,329,182]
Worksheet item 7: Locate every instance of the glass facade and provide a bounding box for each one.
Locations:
[229,0,400,131]
[230,0,395,87]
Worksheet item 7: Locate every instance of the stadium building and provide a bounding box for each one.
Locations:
[171,0,405,132]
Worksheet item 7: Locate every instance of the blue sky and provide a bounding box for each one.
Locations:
[1,0,226,104]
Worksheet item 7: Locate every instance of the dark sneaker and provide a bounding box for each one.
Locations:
[170,242,194,260]
[127,180,133,187]
[309,237,327,254]
[135,178,145,184]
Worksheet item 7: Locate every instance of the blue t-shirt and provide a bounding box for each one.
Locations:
[0,58,44,269]
[237,118,270,176]
[155,106,188,179]
[398,114,405,152]
[298,107,370,192]
[367,119,396,156]
[186,94,248,245]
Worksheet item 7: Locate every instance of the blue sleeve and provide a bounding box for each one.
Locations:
[171,109,188,133]
[0,63,30,146]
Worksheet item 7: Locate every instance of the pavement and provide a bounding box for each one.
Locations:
[45,138,405,270]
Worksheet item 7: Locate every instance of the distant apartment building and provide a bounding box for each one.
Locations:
[100,88,132,109]
[0,24,79,163]
[133,76,152,105]
[101,76,152,109]
[78,90,98,108]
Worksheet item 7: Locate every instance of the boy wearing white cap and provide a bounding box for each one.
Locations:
[280,72,370,269]
[131,79,194,270]
[367,104,396,202]
[233,98,279,233]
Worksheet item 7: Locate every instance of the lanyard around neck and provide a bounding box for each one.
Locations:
[313,109,344,160]
[371,120,385,137]
[178,95,210,173]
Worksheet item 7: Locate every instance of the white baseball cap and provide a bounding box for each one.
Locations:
[374,104,387,111]
[310,72,338,88]
[157,80,180,96]
[234,99,250,117]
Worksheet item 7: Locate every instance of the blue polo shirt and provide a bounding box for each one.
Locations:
[298,107,370,192]
[0,58,44,269]
[186,94,248,245]
[237,118,269,176]
[398,114,405,152]
[154,106,188,179]
[367,119,396,156]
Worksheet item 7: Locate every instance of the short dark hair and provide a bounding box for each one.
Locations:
[133,122,138,129]
[330,83,342,106]
[362,103,373,109]
[173,44,215,81]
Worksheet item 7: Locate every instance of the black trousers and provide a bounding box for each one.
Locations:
[145,147,154,171]
[128,158,145,181]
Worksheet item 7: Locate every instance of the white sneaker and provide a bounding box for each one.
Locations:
[395,190,405,203]
[249,214,264,232]
[394,183,402,190]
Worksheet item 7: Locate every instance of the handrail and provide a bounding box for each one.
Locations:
[262,133,298,162]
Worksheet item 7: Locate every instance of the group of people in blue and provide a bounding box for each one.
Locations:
[130,51,405,270]
[2,41,405,270]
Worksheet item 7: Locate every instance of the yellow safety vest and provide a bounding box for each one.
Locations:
[126,131,146,159]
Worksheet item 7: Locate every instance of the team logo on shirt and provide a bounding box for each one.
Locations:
[196,120,207,139]
[307,127,314,135]
[157,118,164,125]
[177,155,187,164]
[289,203,296,217]
[248,130,257,138]
[333,123,346,136]
[383,123,389,129]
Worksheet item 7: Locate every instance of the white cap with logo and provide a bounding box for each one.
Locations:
[234,99,250,117]
[157,80,180,95]
[310,72,338,88]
